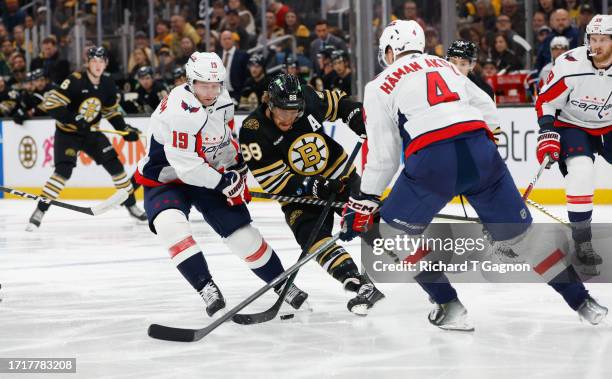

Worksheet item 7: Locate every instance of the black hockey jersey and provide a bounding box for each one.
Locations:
[41,71,127,133]
[136,80,169,114]
[239,86,364,196]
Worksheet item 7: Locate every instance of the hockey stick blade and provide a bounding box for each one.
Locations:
[147,234,341,342]
[0,186,128,216]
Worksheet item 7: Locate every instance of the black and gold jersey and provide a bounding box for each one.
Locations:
[239,86,365,196]
[41,71,127,133]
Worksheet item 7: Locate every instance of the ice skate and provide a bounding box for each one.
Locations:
[347,282,385,316]
[125,204,147,222]
[26,208,46,232]
[577,296,608,325]
[275,281,309,310]
[574,241,602,276]
[428,298,474,331]
[199,280,226,317]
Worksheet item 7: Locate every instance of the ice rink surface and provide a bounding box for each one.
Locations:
[1,199,611,379]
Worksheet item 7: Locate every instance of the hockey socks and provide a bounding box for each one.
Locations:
[415,270,458,305]
[250,248,285,283]
[174,245,212,291]
[548,266,589,311]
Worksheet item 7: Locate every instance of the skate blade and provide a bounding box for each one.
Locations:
[577,264,601,276]
[580,309,608,326]
[349,296,385,316]
[436,322,475,332]
[25,223,38,232]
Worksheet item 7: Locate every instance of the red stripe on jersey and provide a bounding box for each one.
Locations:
[245,241,269,262]
[534,249,565,275]
[404,120,489,159]
[169,236,197,258]
[404,248,431,265]
[553,120,612,136]
[133,170,184,188]
[228,118,235,130]
[195,132,206,159]
[567,195,594,204]
[535,79,568,118]
[230,138,240,164]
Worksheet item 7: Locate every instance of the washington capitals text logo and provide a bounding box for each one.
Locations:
[181,101,200,113]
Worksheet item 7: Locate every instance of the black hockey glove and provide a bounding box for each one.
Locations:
[302,175,345,200]
[122,125,140,142]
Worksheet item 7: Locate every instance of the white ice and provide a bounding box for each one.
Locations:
[1,200,612,379]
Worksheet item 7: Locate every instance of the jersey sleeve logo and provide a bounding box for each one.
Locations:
[181,100,200,113]
[564,52,577,62]
[242,118,260,130]
[545,71,555,85]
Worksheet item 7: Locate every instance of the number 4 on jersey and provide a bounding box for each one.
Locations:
[426,72,460,106]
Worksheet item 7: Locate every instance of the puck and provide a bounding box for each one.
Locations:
[280,314,295,320]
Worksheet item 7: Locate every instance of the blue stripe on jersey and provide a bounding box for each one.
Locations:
[397,110,412,152]
[142,137,172,182]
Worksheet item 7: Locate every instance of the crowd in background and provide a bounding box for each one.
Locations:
[0,0,607,120]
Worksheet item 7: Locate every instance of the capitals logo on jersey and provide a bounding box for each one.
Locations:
[181,100,200,113]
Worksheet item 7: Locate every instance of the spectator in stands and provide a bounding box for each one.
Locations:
[536,25,552,52]
[24,15,35,31]
[500,0,525,37]
[155,44,175,84]
[12,25,29,55]
[492,32,523,73]
[219,30,249,101]
[8,52,27,86]
[310,20,347,74]
[228,0,256,36]
[532,11,547,34]
[30,36,70,85]
[135,66,169,114]
[172,66,187,88]
[209,1,226,31]
[401,1,426,29]
[129,47,151,80]
[0,24,8,42]
[52,0,74,38]
[219,9,253,49]
[195,21,219,51]
[577,3,595,42]
[257,11,285,50]
[489,14,531,61]
[269,0,290,29]
[239,53,269,111]
[2,0,26,33]
[535,8,579,71]
[424,27,444,57]
[284,11,311,56]
[537,0,559,19]
[565,0,580,25]
[458,0,477,21]
[331,49,352,95]
[0,40,12,77]
[176,36,196,66]
[481,57,498,77]
[472,0,497,34]
[154,20,173,48]
[129,31,157,70]
[170,15,200,58]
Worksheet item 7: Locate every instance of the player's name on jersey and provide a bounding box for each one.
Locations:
[371,260,532,274]
[379,56,458,94]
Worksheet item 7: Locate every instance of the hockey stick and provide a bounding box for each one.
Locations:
[94,129,145,138]
[250,192,480,222]
[522,156,550,200]
[232,136,366,325]
[0,186,129,216]
[526,198,569,225]
[147,232,342,342]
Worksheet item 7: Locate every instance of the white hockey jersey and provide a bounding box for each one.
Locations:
[360,53,499,196]
[137,84,240,188]
[536,46,612,135]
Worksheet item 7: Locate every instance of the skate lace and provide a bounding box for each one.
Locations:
[200,282,219,305]
[579,241,595,255]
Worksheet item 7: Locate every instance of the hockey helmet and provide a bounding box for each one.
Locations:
[446,40,478,62]
[136,65,154,79]
[172,66,186,80]
[31,68,45,80]
[86,46,108,61]
[378,20,425,67]
[331,49,349,63]
[284,55,298,68]
[248,53,265,67]
[267,73,305,117]
[585,15,612,56]
[184,52,226,100]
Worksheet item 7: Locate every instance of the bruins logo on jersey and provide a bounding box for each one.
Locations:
[79,97,102,122]
[288,133,328,175]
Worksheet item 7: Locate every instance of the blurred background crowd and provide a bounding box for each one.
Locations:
[0,0,609,122]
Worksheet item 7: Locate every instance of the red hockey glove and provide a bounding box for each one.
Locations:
[340,193,381,241]
[536,130,560,168]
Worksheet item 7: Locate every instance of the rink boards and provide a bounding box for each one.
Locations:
[1,107,610,203]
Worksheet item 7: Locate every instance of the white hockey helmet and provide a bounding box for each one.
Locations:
[550,36,569,49]
[378,20,425,67]
[184,52,226,92]
[584,14,612,56]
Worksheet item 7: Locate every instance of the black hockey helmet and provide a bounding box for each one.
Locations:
[446,40,477,62]
[284,55,298,68]
[137,65,154,78]
[317,45,336,60]
[87,46,108,61]
[31,68,45,80]
[331,49,349,63]
[172,66,186,80]
[248,53,265,67]
[268,73,305,116]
